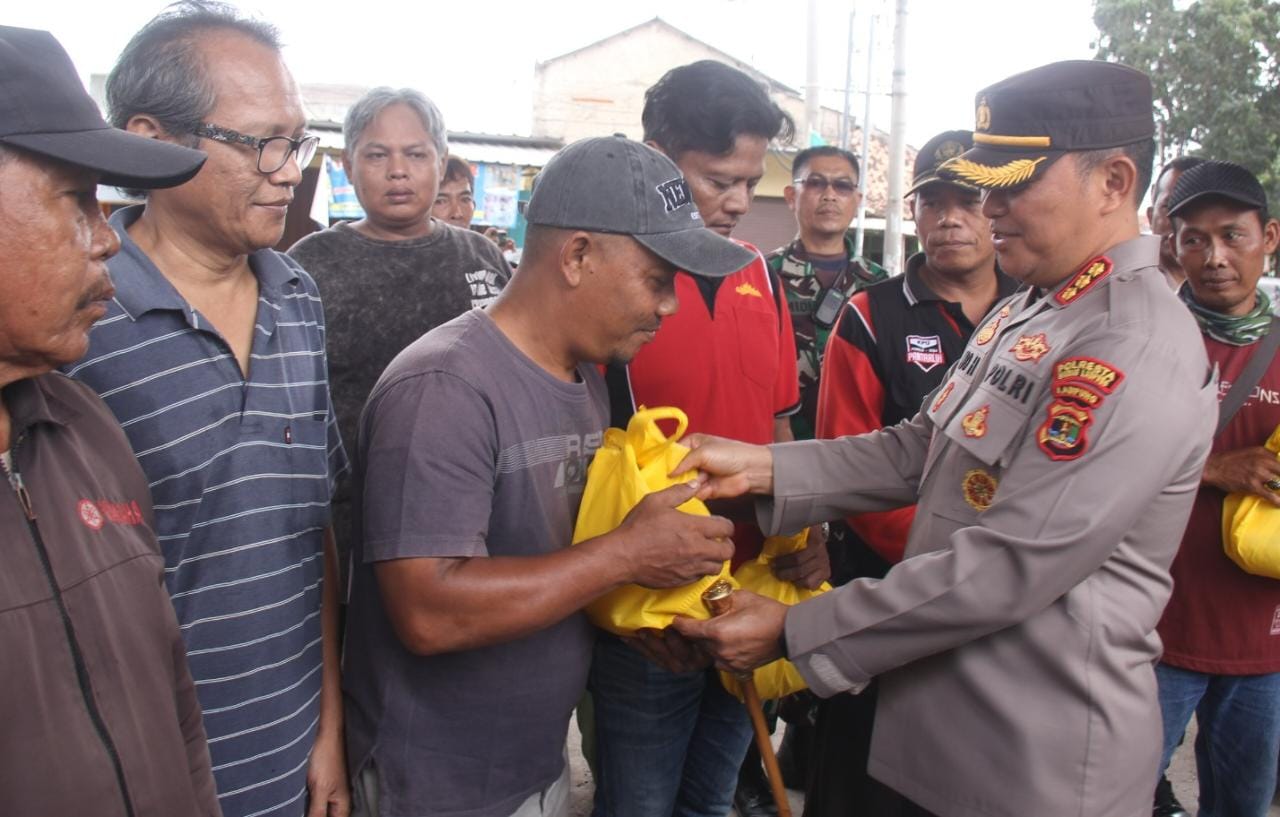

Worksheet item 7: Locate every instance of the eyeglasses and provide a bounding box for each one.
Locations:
[193,123,320,174]
[794,175,858,197]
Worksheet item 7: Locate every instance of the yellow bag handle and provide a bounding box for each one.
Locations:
[627,406,690,463]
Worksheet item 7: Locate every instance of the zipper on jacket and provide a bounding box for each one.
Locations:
[3,434,137,817]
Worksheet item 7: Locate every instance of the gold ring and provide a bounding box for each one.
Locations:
[1266,479,1280,492]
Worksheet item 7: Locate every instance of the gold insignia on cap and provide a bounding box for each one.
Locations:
[935,140,965,164]
[962,469,998,511]
[976,96,991,132]
[940,156,1046,189]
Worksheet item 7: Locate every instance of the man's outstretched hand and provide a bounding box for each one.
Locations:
[673,434,775,501]
[669,590,789,674]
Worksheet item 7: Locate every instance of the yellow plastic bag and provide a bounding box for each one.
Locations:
[573,406,734,635]
[720,530,832,701]
[1222,424,1280,579]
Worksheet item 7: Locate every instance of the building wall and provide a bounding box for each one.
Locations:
[531,20,915,221]
[533,22,807,147]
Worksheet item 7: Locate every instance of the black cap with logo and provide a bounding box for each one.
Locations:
[939,60,1153,191]
[0,25,206,188]
[526,135,755,278]
[907,130,976,196]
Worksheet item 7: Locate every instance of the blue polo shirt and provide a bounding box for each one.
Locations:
[65,206,348,817]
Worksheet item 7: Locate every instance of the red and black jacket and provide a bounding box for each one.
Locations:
[816,253,1020,565]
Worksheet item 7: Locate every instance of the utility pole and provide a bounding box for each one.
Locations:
[805,0,820,144]
[839,7,855,150]
[853,14,877,259]
[883,0,909,275]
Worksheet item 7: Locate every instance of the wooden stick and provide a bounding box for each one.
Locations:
[701,580,793,817]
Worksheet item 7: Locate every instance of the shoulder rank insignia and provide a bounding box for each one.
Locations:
[962,469,998,511]
[735,282,763,298]
[1054,256,1113,306]
[1037,401,1093,461]
[931,381,955,413]
[1010,333,1050,363]
[962,405,990,438]
[975,304,1012,346]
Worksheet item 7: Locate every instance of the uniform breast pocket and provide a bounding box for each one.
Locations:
[939,389,1035,468]
[733,305,780,391]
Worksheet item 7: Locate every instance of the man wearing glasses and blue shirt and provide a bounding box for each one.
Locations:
[63,4,350,817]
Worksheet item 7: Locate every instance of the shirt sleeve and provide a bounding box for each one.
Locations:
[360,371,497,561]
[816,293,914,563]
[325,392,349,499]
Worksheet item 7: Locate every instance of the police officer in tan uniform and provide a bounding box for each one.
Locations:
[670,60,1218,817]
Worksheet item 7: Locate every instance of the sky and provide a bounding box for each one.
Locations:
[12,0,1102,149]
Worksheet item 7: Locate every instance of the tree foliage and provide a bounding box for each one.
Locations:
[1094,0,1280,207]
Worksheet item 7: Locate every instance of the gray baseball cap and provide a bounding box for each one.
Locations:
[525,135,755,277]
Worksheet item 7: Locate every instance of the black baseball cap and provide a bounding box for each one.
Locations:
[907,130,976,196]
[1167,160,1267,219]
[939,60,1153,191]
[525,136,755,278]
[0,26,205,188]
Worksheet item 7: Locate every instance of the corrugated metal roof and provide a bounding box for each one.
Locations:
[447,141,560,166]
[311,125,561,168]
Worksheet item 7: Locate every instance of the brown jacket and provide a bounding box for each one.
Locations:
[766,237,1217,817]
[0,373,220,817]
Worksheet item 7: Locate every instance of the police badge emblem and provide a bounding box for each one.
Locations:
[1010,333,1050,363]
[975,304,1011,346]
[962,469,998,511]
[1037,401,1093,460]
[962,405,990,438]
[976,96,992,132]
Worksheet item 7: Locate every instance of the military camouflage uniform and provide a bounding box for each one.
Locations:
[767,232,888,439]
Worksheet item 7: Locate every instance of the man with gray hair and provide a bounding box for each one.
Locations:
[64,3,349,816]
[288,87,510,564]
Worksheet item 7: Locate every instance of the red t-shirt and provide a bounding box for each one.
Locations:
[622,245,800,565]
[1157,335,1280,674]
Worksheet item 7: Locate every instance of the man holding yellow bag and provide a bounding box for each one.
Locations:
[341,136,747,817]
[1153,159,1280,817]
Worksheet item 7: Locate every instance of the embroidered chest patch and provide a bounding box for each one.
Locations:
[962,469,998,511]
[1010,333,1050,363]
[932,381,955,413]
[906,334,945,372]
[962,405,990,438]
[975,304,1012,346]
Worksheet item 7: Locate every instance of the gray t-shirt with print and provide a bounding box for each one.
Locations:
[343,309,606,817]
[288,220,510,560]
